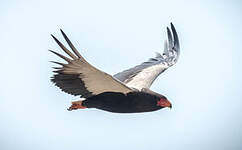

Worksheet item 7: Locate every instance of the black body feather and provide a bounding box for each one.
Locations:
[82,92,163,113]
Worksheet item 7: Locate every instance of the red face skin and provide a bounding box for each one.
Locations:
[157,98,172,108]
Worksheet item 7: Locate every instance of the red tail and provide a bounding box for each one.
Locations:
[67,100,86,111]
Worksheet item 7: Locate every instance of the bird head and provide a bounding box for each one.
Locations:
[156,96,172,109]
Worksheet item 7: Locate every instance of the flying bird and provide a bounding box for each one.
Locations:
[50,23,180,113]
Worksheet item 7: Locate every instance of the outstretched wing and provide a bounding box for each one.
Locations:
[114,23,180,90]
[50,30,133,98]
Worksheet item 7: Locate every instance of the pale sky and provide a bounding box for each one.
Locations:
[0,0,242,150]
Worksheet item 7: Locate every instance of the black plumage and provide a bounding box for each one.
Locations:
[83,91,166,113]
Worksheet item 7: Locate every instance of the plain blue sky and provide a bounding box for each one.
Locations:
[1,0,242,150]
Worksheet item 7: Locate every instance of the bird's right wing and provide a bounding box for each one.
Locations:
[50,30,133,98]
[114,23,180,90]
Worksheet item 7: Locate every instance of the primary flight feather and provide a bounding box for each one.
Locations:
[50,23,180,113]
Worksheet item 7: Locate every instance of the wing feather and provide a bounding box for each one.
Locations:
[50,31,132,98]
[60,29,87,62]
[114,23,180,90]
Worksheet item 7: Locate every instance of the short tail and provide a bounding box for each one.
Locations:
[67,100,86,111]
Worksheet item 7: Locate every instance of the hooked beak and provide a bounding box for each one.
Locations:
[157,99,172,109]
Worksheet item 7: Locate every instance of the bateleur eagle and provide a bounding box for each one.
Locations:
[50,23,180,113]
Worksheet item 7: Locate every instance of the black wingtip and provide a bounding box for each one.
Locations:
[60,29,65,35]
[60,29,67,38]
[48,49,72,62]
[166,26,173,48]
[51,32,78,59]
[49,61,66,66]
[170,22,176,32]
[48,49,58,56]
[59,29,85,61]
[170,22,174,27]
[166,27,172,38]
[170,22,179,49]
[48,49,54,53]
[170,22,175,30]
[51,34,58,42]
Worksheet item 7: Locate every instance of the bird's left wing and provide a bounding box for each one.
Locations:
[50,30,133,98]
[114,23,180,90]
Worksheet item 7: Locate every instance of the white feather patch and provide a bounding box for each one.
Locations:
[125,64,168,90]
